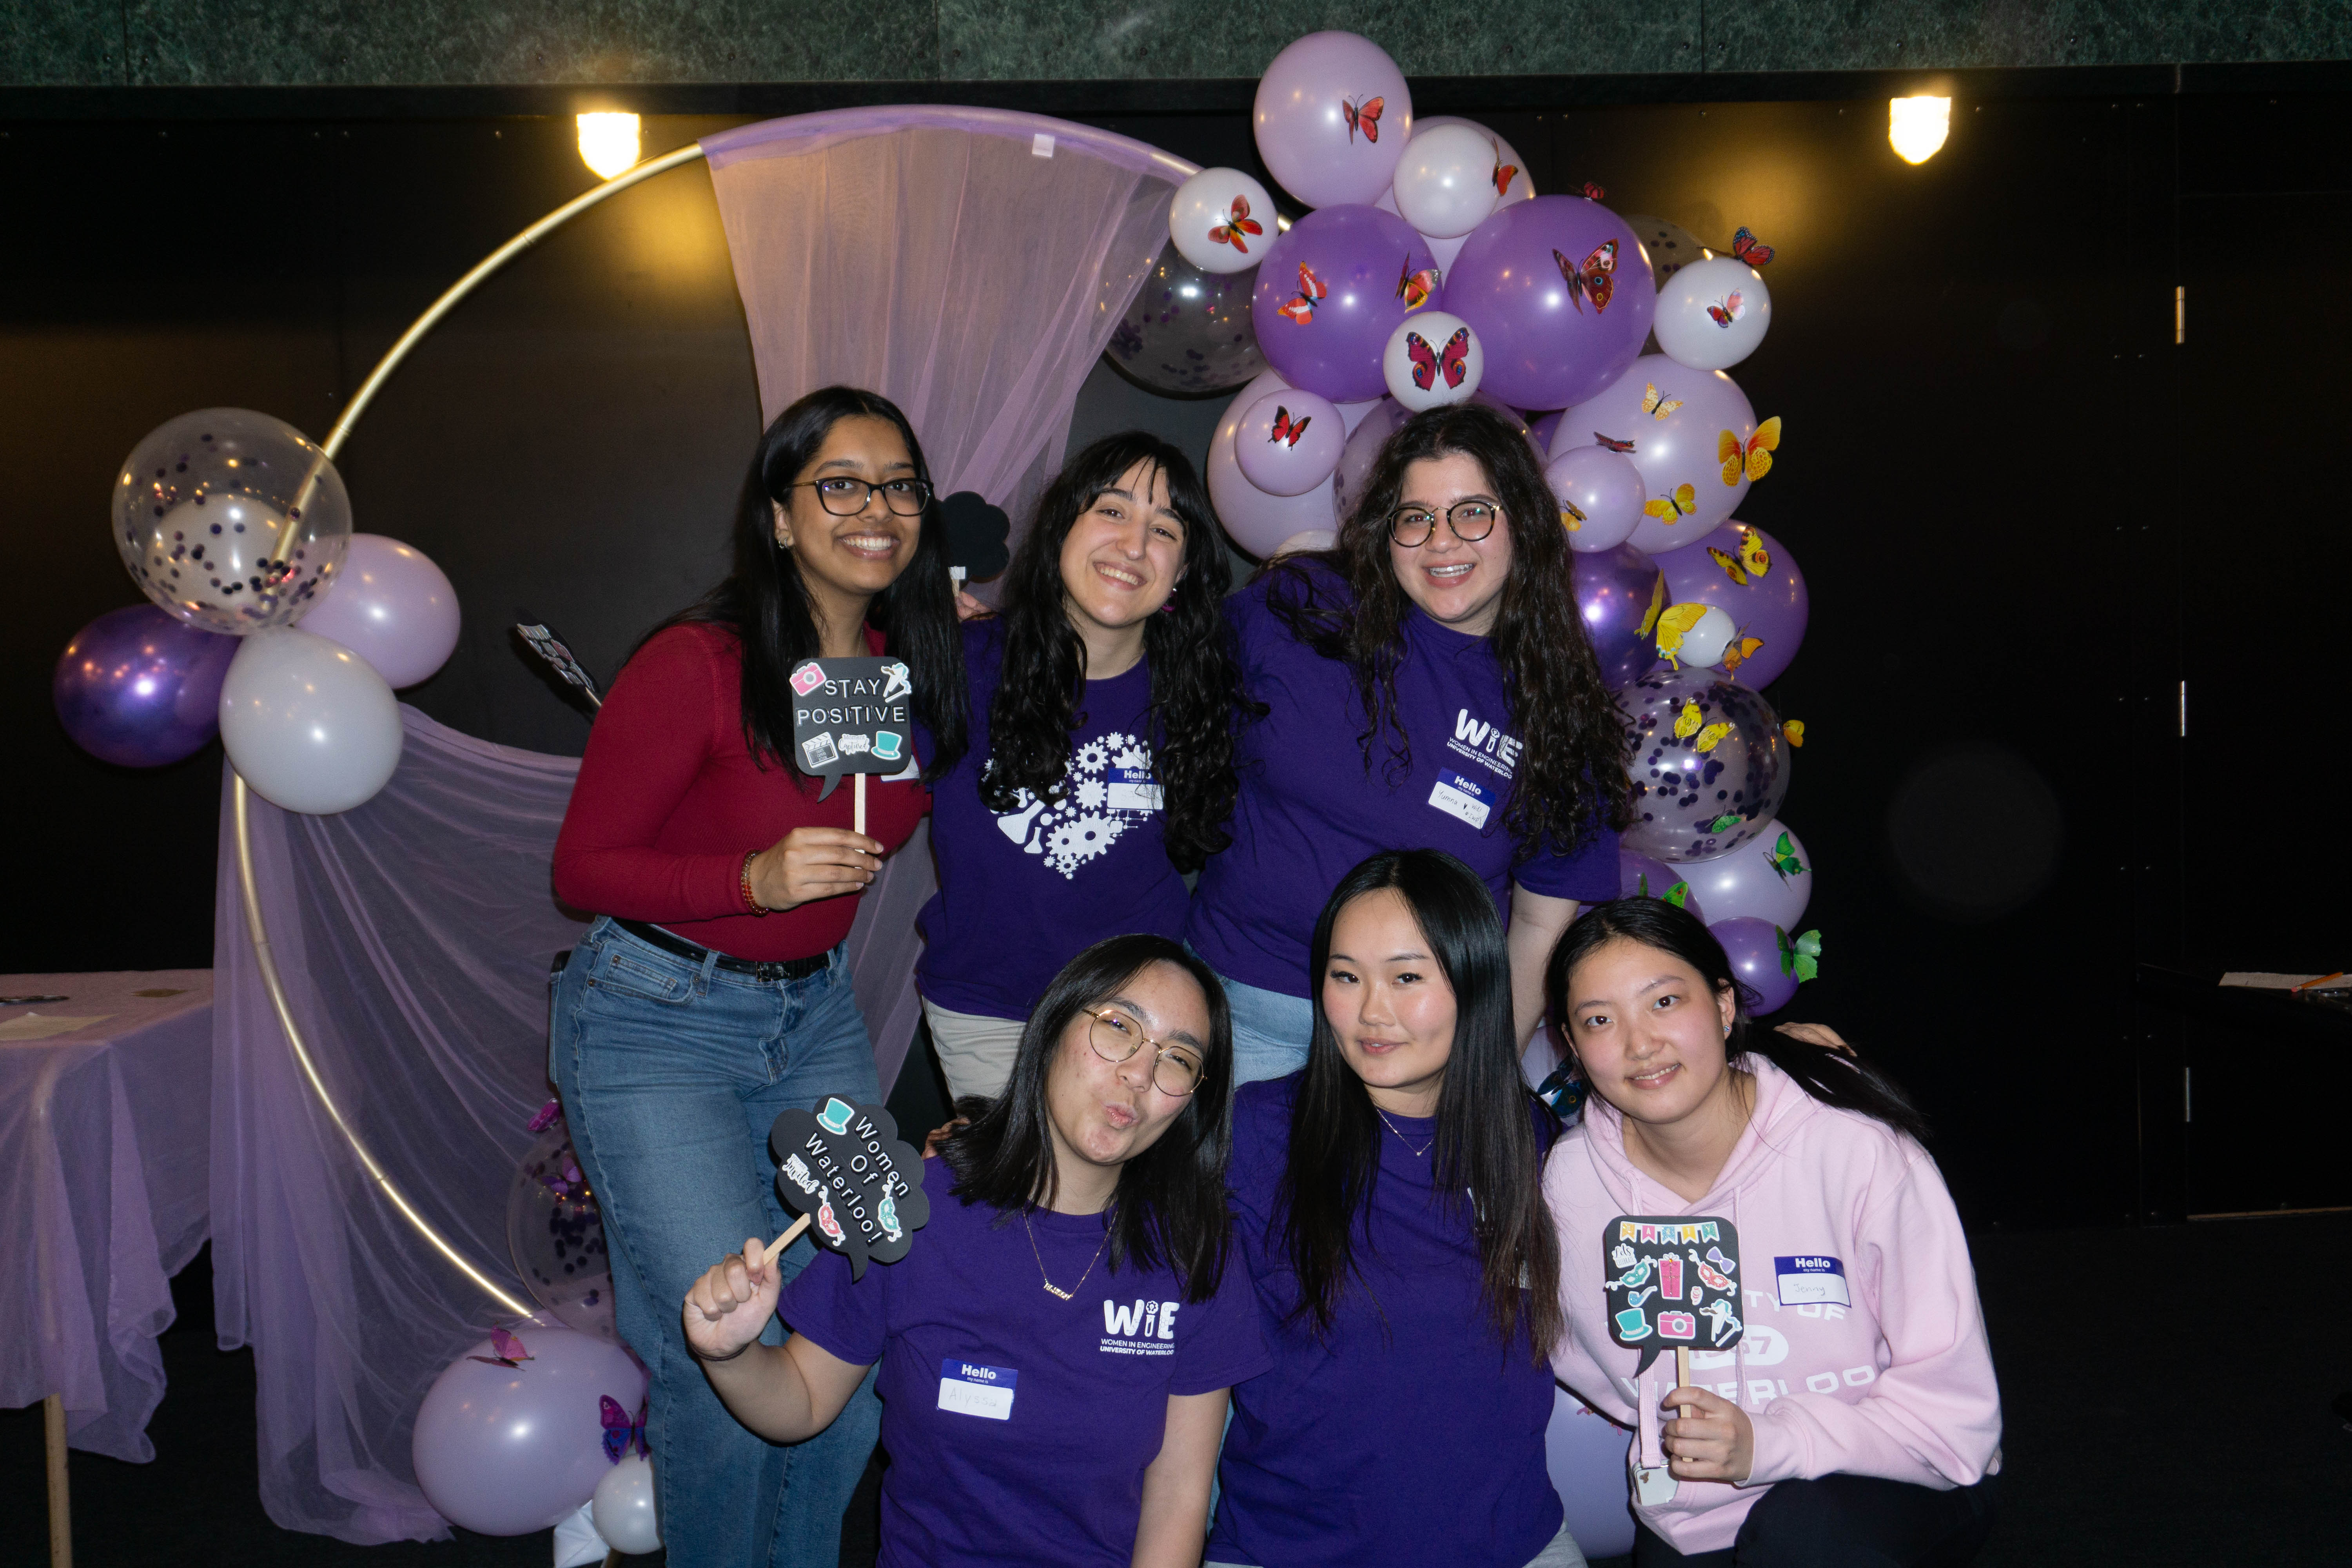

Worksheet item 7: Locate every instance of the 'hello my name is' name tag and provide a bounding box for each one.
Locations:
[1427,769,1493,830]
[936,1360,1017,1420]
[1775,1254,1851,1307]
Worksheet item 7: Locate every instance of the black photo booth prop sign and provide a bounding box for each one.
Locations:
[789,657,914,802]
[1602,1214,1745,1374]
[769,1096,929,1280]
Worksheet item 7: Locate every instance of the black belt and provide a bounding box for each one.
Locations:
[614,919,832,982]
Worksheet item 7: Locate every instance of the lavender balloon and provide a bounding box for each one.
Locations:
[53,604,236,767]
[411,1324,646,1535]
[1447,196,1656,411]
[1333,396,1407,520]
[1103,244,1265,397]
[1571,542,1664,688]
[1712,916,1800,1015]
[297,534,460,689]
[1252,31,1411,209]
[1652,521,1809,689]
[1556,355,1767,552]
[1547,446,1646,553]
[1617,666,1789,863]
[1617,846,1709,924]
[1252,204,1438,403]
[1681,817,1811,930]
[1526,409,1565,452]
[1209,370,1338,557]
[1235,390,1346,496]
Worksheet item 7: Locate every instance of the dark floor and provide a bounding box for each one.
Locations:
[7,1214,2348,1565]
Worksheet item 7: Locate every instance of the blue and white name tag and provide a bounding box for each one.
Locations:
[1108,768,1163,812]
[936,1359,1016,1420]
[1775,1255,1851,1307]
[1427,769,1493,830]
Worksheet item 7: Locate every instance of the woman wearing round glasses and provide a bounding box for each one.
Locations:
[552,386,966,1568]
[1183,401,1629,1084]
[683,934,1268,1568]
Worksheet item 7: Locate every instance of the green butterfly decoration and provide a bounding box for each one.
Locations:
[1777,926,1822,982]
[1763,831,1806,883]
[1705,812,1744,834]
[1635,872,1695,910]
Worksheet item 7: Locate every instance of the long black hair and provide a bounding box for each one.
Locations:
[650,385,967,782]
[940,933,1234,1299]
[975,432,1244,869]
[1278,850,1564,1359]
[1543,898,1930,1142]
[1262,401,1629,858]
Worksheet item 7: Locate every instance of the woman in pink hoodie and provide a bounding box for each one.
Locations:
[1540,898,2002,1565]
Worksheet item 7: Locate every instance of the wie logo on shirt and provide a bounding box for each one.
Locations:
[1448,708,1524,779]
[1099,1298,1180,1357]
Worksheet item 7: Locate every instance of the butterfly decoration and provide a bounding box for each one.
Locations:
[1763,831,1807,882]
[1643,483,1699,526]
[1553,241,1618,314]
[1674,700,1704,739]
[1641,382,1684,420]
[468,1327,532,1369]
[1559,497,1588,531]
[1782,720,1806,747]
[1406,327,1471,392]
[1533,1055,1586,1119]
[1720,636,1766,675]
[1634,873,1697,909]
[601,1395,649,1464]
[1693,721,1734,752]
[1209,195,1263,255]
[1396,256,1440,310]
[1582,181,1606,200]
[528,1099,562,1134]
[1706,291,1746,328]
[1267,406,1312,447]
[1705,811,1745,834]
[1278,263,1328,325]
[1635,573,1668,639]
[1594,432,1636,453]
[1731,226,1775,267]
[1719,417,1782,485]
[1777,926,1822,983]
[1492,146,1520,195]
[1654,601,1710,664]
[1343,95,1385,143]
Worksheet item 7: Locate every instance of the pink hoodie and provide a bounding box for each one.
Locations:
[1543,1056,2003,1555]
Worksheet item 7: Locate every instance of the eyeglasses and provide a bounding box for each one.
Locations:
[1387,499,1502,548]
[1088,1007,1204,1098]
[786,476,935,517]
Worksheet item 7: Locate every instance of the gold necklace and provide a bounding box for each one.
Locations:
[1376,1107,1434,1158]
[1025,1210,1112,1300]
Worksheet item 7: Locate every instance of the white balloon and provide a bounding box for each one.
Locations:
[1654,255,1773,371]
[219,627,402,814]
[1680,817,1811,929]
[1664,604,1737,669]
[1382,311,1483,412]
[1273,529,1336,557]
[1167,167,1276,274]
[591,1454,662,1555]
[1390,123,1502,239]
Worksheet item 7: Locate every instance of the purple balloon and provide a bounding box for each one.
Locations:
[296,534,461,689]
[1547,446,1646,553]
[1252,31,1412,209]
[1711,916,1800,1015]
[1651,521,1809,689]
[1681,816,1811,930]
[1571,542,1664,688]
[1252,205,1439,403]
[1447,197,1657,410]
[1556,355,1762,552]
[1209,370,1339,557]
[1332,396,1408,521]
[1617,846,1709,925]
[1617,666,1791,863]
[53,604,236,767]
[412,1324,646,1536]
[1526,410,1565,451]
[1235,390,1347,496]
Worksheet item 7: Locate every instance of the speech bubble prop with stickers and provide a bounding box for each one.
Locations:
[1602,1214,1744,1375]
[767,1096,930,1281]
[789,656,915,804]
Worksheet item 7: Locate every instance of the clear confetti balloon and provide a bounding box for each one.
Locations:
[114,408,350,634]
[506,1119,618,1343]
[1103,244,1265,397]
[1617,665,1790,863]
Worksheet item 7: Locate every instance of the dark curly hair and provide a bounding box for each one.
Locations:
[975,432,1245,870]
[1263,401,1630,858]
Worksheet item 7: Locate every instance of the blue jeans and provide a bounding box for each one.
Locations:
[1219,971,1315,1087]
[551,918,882,1568]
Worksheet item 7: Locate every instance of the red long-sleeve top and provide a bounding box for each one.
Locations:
[552,622,929,962]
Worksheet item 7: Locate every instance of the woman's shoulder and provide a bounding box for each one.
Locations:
[613,621,739,700]
[1229,1074,1299,1152]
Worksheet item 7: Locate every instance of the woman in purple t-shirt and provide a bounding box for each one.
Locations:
[1183,403,1629,1085]
[916,433,1246,1102]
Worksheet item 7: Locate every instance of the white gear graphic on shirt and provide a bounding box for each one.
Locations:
[988,730,1158,880]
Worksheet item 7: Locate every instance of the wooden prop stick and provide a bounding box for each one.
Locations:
[854,771,866,838]
[752,1213,812,1270]
[1675,1345,1691,1393]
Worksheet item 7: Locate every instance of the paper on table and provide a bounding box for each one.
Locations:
[0,1012,114,1041]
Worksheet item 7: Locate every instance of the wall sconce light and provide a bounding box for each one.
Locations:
[577,113,641,180]
[1888,96,1951,164]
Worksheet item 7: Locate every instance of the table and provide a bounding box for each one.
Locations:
[1,971,214,1564]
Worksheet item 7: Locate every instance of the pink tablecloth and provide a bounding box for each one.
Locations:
[0,970,212,1461]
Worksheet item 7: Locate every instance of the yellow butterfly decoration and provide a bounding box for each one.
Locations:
[1719,416,1782,485]
[1782,720,1806,747]
[1720,636,1766,674]
[1706,528,1773,585]
[1635,572,1668,639]
[1693,722,1734,752]
[1654,601,1710,666]
[1644,483,1698,524]
[1560,497,1587,532]
[1642,382,1685,420]
[1674,700,1704,739]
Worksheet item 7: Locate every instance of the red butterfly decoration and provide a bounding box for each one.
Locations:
[1343,96,1385,144]
[1705,291,1744,328]
[1278,263,1327,325]
[1593,433,1636,453]
[1731,227,1775,267]
[1405,328,1471,392]
[1209,194,1263,255]
[468,1327,532,1369]
[1395,255,1440,310]
[1268,405,1312,447]
[1553,240,1618,314]
[1492,149,1520,196]
[1582,181,1606,200]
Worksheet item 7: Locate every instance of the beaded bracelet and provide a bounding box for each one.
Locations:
[740,850,772,916]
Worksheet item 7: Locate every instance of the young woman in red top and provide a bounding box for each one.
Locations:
[550,385,966,1568]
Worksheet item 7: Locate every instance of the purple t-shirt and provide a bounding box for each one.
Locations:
[1184,566,1621,998]
[917,618,1191,1019]
[781,1178,1270,1568]
[1210,1075,1564,1568]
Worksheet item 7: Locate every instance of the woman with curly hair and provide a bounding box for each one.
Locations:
[916,432,1243,1102]
[1183,401,1629,1084]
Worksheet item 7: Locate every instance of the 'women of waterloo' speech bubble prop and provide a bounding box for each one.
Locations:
[1603,1215,1744,1374]
[769,1097,929,1280]
[790,656,913,802]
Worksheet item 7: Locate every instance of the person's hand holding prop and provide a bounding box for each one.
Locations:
[1604,1215,1745,1501]
[789,657,917,837]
